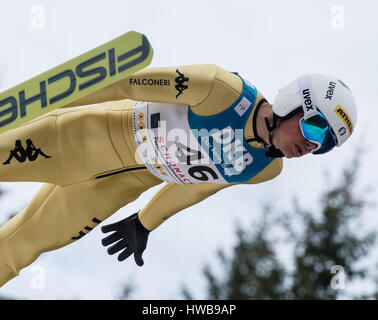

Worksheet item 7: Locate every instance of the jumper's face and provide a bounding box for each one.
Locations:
[272,111,318,158]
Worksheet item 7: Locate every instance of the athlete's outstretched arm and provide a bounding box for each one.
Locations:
[63,64,243,109]
[100,180,234,265]
[100,158,282,265]
[138,158,283,231]
[139,181,233,230]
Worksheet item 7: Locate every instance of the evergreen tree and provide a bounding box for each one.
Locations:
[202,209,286,299]
[182,156,377,299]
[287,157,375,299]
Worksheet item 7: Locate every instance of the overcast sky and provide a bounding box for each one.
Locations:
[0,0,377,299]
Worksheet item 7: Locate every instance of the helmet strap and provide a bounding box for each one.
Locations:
[264,113,278,132]
[265,145,284,158]
[264,113,284,158]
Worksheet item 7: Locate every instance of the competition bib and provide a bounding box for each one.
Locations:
[132,76,274,184]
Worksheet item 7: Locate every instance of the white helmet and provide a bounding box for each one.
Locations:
[272,73,357,153]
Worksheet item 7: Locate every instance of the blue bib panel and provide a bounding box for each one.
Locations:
[187,75,274,183]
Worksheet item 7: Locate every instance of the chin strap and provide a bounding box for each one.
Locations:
[264,114,285,158]
[264,113,278,132]
[265,145,284,158]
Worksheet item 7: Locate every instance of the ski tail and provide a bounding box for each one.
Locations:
[0,30,153,134]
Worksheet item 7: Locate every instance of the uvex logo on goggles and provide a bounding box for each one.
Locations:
[335,105,353,134]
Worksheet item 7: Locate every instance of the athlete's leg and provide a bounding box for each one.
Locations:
[0,167,160,287]
[0,103,126,185]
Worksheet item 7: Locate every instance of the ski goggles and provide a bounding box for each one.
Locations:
[299,111,338,155]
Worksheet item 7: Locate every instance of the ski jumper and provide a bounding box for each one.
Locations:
[0,64,282,286]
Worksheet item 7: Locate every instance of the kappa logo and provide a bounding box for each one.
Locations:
[325,81,336,100]
[335,105,353,134]
[302,89,315,112]
[3,139,51,164]
[174,69,189,98]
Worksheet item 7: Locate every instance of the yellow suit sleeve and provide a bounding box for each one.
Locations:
[139,158,283,230]
[63,64,241,109]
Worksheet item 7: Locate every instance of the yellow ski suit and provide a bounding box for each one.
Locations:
[0,64,282,286]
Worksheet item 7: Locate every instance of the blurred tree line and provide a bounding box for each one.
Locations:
[120,154,378,300]
[180,155,377,300]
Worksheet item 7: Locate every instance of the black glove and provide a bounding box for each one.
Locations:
[101,212,150,266]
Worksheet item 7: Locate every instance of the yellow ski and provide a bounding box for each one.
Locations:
[0,31,153,134]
